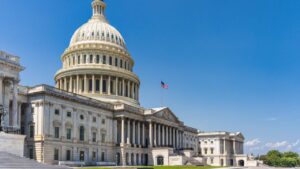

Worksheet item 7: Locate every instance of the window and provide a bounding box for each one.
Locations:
[204,148,208,154]
[80,115,84,120]
[55,109,60,115]
[81,79,85,92]
[66,129,72,140]
[101,133,106,143]
[96,80,100,92]
[210,158,214,164]
[67,112,72,117]
[54,149,59,161]
[211,141,214,144]
[211,148,214,154]
[92,151,96,161]
[80,126,85,141]
[89,55,93,63]
[92,132,97,142]
[96,55,100,63]
[109,56,112,65]
[29,125,34,138]
[77,55,81,64]
[102,119,106,124]
[66,150,71,161]
[120,60,123,68]
[89,79,93,92]
[115,58,118,66]
[93,117,97,123]
[83,55,87,64]
[101,152,105,162]
[103,55,106,64]
[54,127,60,138]
[124,61,127,69]
[31,107,34,114]
[102,80,107,93]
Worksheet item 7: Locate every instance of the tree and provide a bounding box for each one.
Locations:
[260,150,300,167]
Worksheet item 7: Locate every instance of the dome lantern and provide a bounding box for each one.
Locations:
[91,0,107,22]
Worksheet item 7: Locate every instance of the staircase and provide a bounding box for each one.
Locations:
[0,152,70,169]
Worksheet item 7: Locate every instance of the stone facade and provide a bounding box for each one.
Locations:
[0,0,253,167]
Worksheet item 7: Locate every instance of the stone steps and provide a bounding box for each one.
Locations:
[0,152,70,169]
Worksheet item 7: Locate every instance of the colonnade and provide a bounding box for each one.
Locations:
[116,117,184,149]
[56,75,139,101]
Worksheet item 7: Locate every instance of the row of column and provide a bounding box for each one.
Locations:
[57,75,139,101]
[118,118,184,149]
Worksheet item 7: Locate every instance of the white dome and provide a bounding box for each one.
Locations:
[70,19,126,49]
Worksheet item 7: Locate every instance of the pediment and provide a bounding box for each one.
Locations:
[152,108,179,123]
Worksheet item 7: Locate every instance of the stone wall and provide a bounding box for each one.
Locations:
[0,132,26,157]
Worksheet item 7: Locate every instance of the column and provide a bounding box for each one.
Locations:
[173,128,176,148]
[153,123,157,147]
[122,79,125,96]
[132,83,135,99]
[108,76,111,95]
[12,81,18,128]
[76,75,79,93]
[223,139,227,154]
[69,76,73,92]
[115,77,119,96]
[64,77,67,91]
[121,117,125,145]
[0,77,3,105]
[142,123,145,146]
[92,75,95,94]
[137,121,141,146]
[114,120,118,143]
[166,126,169,146]
[60,79,63,90]
[158,124,161,146]
[149,121,153,147]
[127,119,131,145]
[176,130,179,148]
[100,75,103,94]
[162,125,165,146]
[132,120,136,145]
[127,81,130,97]
[84,75,88,93]
[233,140,236,154]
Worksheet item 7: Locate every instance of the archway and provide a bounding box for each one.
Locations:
[157,156,164,166]
[238,160,245,166]
[220,159,224,166]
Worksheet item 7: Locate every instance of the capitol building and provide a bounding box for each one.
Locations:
[0,0,257,167]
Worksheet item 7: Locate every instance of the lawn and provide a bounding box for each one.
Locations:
[81,166,220,169]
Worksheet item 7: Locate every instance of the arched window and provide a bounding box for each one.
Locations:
[96,55,100,63]
[89,55,93,63]
[115,58,118,67]
[79,126,85,141]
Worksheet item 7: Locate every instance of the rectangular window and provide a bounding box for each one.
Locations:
[120,60,123,68]
[101,133,106,143]
[109,56,112,65]
[95,80,100,92]
[29,125,34,138]
[89,79,93,92]
[81,79,85,92]
[93,117,97,123]
[89,55,93,63]
[211,148,214,154]
[102,80,107,93]
[83,55,86,64]
[54,149,59,161]
[92,151,96,161]
[115,58,118,66]
[54,127,60,138]
[77,55,81,64]
[66,150,71,161]
[31,107,34,114]
[67,112,72,117]
[66,129,72,140]
[55,109,60,115]
[93,132,97,142]
[103,55,106,64]
[96,55,100,63]
[101,152,105,162]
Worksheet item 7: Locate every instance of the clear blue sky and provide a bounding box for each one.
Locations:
[1,0,300,155]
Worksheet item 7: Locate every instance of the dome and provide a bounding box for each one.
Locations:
[70,19,127,49]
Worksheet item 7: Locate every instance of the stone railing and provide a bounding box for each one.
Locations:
[0,51,20,65]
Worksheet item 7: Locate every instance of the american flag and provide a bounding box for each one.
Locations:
[161,81,169,89]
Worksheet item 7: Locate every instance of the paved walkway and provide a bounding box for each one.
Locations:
[0,152,70,169]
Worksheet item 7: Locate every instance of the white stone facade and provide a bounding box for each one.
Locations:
[0,0,251,167]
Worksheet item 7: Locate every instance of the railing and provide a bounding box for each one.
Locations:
[0,126,21,134]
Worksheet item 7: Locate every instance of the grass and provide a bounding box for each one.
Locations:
[81,166,221,169]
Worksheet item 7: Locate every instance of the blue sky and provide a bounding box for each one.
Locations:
[1,0,300,155]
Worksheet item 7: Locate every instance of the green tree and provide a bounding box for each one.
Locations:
[283,152,299,158]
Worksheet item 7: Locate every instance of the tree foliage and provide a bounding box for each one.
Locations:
[259,150,300,167]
